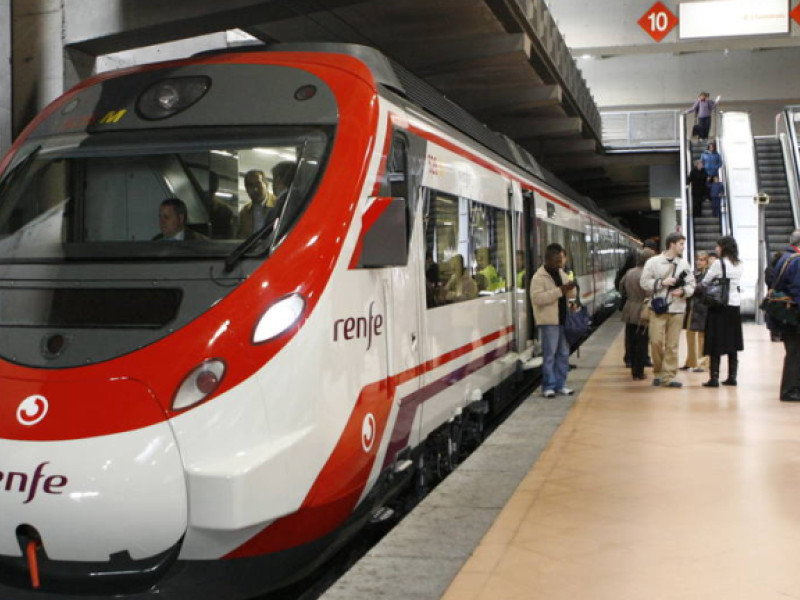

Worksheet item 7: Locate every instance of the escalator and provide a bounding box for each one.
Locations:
[754,137,795,257]
[689,140,722,255]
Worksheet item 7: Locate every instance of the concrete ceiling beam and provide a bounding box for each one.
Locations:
[494,116,583,139]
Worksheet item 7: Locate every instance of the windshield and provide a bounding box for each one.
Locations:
[0,126,331,263]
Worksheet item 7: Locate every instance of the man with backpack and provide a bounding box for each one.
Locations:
[640,232,696,388]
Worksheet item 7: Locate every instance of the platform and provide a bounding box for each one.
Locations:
[322,319,798,600]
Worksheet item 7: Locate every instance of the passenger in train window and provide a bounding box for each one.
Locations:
[701,236,745,387]
[561,249,575,283]
[153,198,208,241]
[530,243,577,398]
[443,254,478,303]
[475,246,504,292]
[238,169,275,238]
[701,142,722,179]
[515,250,526,289]
[687,160,709,218]
[640,232,695,388]
[620,248,654,380]
[680,252,710,373]
[425,251,441,308]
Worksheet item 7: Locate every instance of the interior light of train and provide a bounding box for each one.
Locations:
[172,359,226,411]
[136,76,211,120]
[252,293,306,345]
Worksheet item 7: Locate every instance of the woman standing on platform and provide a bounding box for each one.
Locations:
[702,236,744,387]
[681,252,710,372]
[620,248,655,380]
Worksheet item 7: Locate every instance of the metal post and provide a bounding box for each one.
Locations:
[755,193,770,325]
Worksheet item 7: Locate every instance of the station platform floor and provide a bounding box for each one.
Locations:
[442,321,797,600]
[322,318,796,600]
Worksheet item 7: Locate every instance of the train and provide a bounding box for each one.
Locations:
[0,44,638,599]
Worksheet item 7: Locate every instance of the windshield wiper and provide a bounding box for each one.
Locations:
[223,219,277,273]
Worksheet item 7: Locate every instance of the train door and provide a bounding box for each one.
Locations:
[515,186,537,352]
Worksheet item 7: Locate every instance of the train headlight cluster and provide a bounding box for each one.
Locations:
[252,293,307,344]
[137,76,211,120]
[172,359,226,411]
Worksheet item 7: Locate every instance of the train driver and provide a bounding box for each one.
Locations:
[238,169,275,238]
[153,198,207,241]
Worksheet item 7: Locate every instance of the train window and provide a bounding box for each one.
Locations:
[423,190,477,308]
[470,202,510,294]
[0,127,330,262]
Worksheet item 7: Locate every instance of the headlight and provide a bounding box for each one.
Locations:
[172,359,226,411]
[252,293,306,344]
[137,77,211,120]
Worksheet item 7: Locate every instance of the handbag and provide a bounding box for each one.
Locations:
[639,298,651,323]
[564,303,591,346]
[702,259,729,308]
[761,254,800,333]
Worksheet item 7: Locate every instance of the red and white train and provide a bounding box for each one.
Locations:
[0,44,637,599]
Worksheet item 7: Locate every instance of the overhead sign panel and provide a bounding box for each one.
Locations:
[679,0,789,39]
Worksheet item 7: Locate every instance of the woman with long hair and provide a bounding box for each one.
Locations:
[681,252,710,372]
[702,236,744,387]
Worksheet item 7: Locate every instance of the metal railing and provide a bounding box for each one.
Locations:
[601,110,681,150]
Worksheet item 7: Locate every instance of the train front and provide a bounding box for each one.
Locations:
[0,51,378,599]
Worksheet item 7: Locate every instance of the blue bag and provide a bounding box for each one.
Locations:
[564,304,591,346]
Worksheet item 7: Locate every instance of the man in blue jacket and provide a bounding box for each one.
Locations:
[773,230,800,402]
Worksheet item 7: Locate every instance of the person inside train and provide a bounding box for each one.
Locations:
[515,250,526,289]
[619,248,655,380]
[701,236,744,387]
[153,197,207,241]
[530,243,577,398]
[425,251,441,308]
[640,232,695,388]
[443,254,478,303]
[238,169,275,238]
[680,251,710,373]
[475,246,504,292]
[767,230,800,401]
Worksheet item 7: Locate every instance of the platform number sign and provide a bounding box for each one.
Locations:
[638,2,678,42]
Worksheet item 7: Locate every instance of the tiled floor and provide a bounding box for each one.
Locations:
[442,324,800,600]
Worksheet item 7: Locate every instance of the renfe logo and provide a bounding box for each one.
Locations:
[333,301,384,350]
[0,462,68,504]
[17,395,49,426]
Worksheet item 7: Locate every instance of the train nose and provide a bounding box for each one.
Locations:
[0,376,187,587]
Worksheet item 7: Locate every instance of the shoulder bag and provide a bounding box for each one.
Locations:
[701,259,729,308]
[760,254,800,333]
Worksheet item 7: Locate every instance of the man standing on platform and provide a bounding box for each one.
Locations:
[531,243,577,398]
[640,232,696,388]
[772,230,800,402]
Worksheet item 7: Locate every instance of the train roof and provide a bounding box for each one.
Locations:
[194,43,632,236]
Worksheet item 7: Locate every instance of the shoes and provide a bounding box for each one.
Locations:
[703,379,720,388]
[721,379,737,387]
[543,389,556,398]
[632,374,646,380]
[557,387,575,396]
[652,378,661,386]
[663,381,683,388]
[645,360,653,367]
[780,395,800,402]
[569,363,578,370]
[624,361,632,368]
[692,367,705,373]
[679,366,691,371]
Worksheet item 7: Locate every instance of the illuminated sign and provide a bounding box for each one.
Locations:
[679,0,789,39]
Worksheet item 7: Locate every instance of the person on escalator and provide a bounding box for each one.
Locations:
[687,160,709,218]
[685,92,717,141]
[701,142,722,179]
[708,176,725,218]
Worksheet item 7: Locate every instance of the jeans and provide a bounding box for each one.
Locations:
[539,325,570,392]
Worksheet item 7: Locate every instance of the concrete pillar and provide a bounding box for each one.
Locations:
[0,0,10,156]
[11,0,65,137]
[659,197,678,243]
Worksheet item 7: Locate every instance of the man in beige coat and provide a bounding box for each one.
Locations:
[530,243,577,398]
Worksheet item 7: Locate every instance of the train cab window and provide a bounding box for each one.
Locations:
[0,127,330,262]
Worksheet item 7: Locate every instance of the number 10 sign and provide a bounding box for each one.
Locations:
[638,1,678,42]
